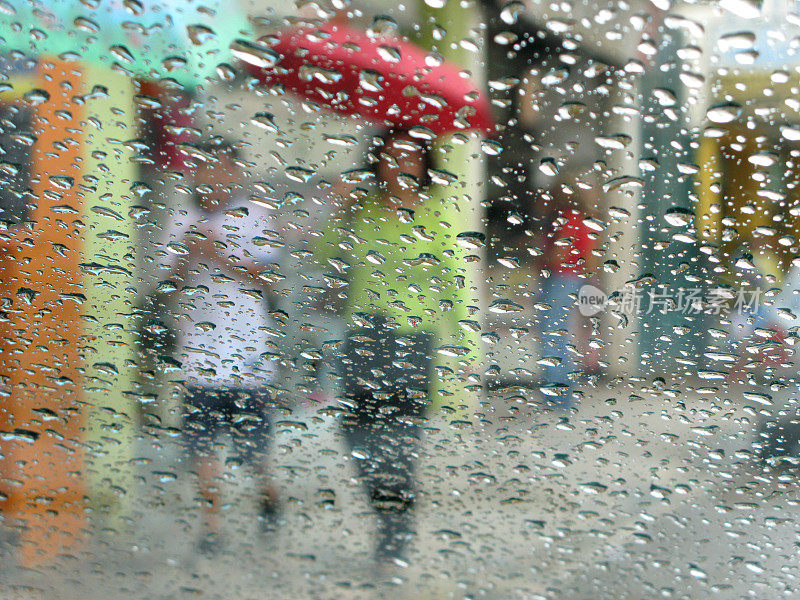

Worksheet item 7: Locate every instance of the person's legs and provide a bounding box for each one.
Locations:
[229,388,279,528]
[342,391,421,564]
[340,323,430,565]
[541,274,583,407]
[183,387,225,548]
[194,452,223,548]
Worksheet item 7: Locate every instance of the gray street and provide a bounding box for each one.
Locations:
[2,381,795,600]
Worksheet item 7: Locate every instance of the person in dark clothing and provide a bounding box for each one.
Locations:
[316,131,480,569]
[339,317,433,563]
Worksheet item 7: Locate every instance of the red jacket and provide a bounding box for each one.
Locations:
[546,209,596,275]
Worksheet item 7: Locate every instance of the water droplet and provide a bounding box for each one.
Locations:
[458,320,481,333]
[0,429,38,443]
[742,392,772,405]
[97,230,129,241]
[167,242,191,255]
[299,65,343,84]
[285,166,315,183]
[456,231,486,249]
[718,31,756,51]
[583,217,604,232]
[489,299,524,313]
[359,69,384,92]
[745,562,764,574]
[539,158,559,176]
[216,63,237,81]
[368,15,399,37]
[497,256,520,269]
[110,45,135,65]
[720,0,760,19]
[162,56,188,72]
[595,135,631,150]
[679,72,705,88]
[664,207,693,227]
[500,1,524,25]
[481,140,503,156]
[603,175,644,193]
[688,564,707,579]
[187,24,216,46]
[541,68,569,86]
[494,31,518,45]
[435,344,471,357]
[748,153,776,167]
[251,112,278,133]
[74,16,100,33]
[706,103,741,124]
[377,45,401,62]
[23,89,50,105]
[653,88,677,107]
[16,287,39,304]
[231,40,280,68]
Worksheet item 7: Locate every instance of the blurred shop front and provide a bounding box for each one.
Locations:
[0,57,140,564]
[686,0,800,379]
[478,0,665,383]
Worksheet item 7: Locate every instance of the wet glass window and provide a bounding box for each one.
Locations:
[2,0,800,598]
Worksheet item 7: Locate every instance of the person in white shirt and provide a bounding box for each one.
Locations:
[158,141,280,553]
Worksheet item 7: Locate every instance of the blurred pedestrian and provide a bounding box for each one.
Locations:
[158,141,280,553]
[537,180,599,407]
[315,130,480,570]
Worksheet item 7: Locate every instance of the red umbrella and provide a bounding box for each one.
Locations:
[241,22,494,136]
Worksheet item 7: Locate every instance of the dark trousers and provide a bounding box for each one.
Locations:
[340,318,432,561]
[183,386,271,466]
[341,391,424,561]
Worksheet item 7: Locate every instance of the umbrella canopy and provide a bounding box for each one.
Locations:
[242,22,494,136]
[0,0,251,87]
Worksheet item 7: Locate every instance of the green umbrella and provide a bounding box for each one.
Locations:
[0,0,252,86]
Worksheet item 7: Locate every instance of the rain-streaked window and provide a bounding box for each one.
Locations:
[1,0,799,597]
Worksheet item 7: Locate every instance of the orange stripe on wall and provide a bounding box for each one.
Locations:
[0,58,87,566]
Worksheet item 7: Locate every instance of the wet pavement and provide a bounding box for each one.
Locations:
[2,381,798,600]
